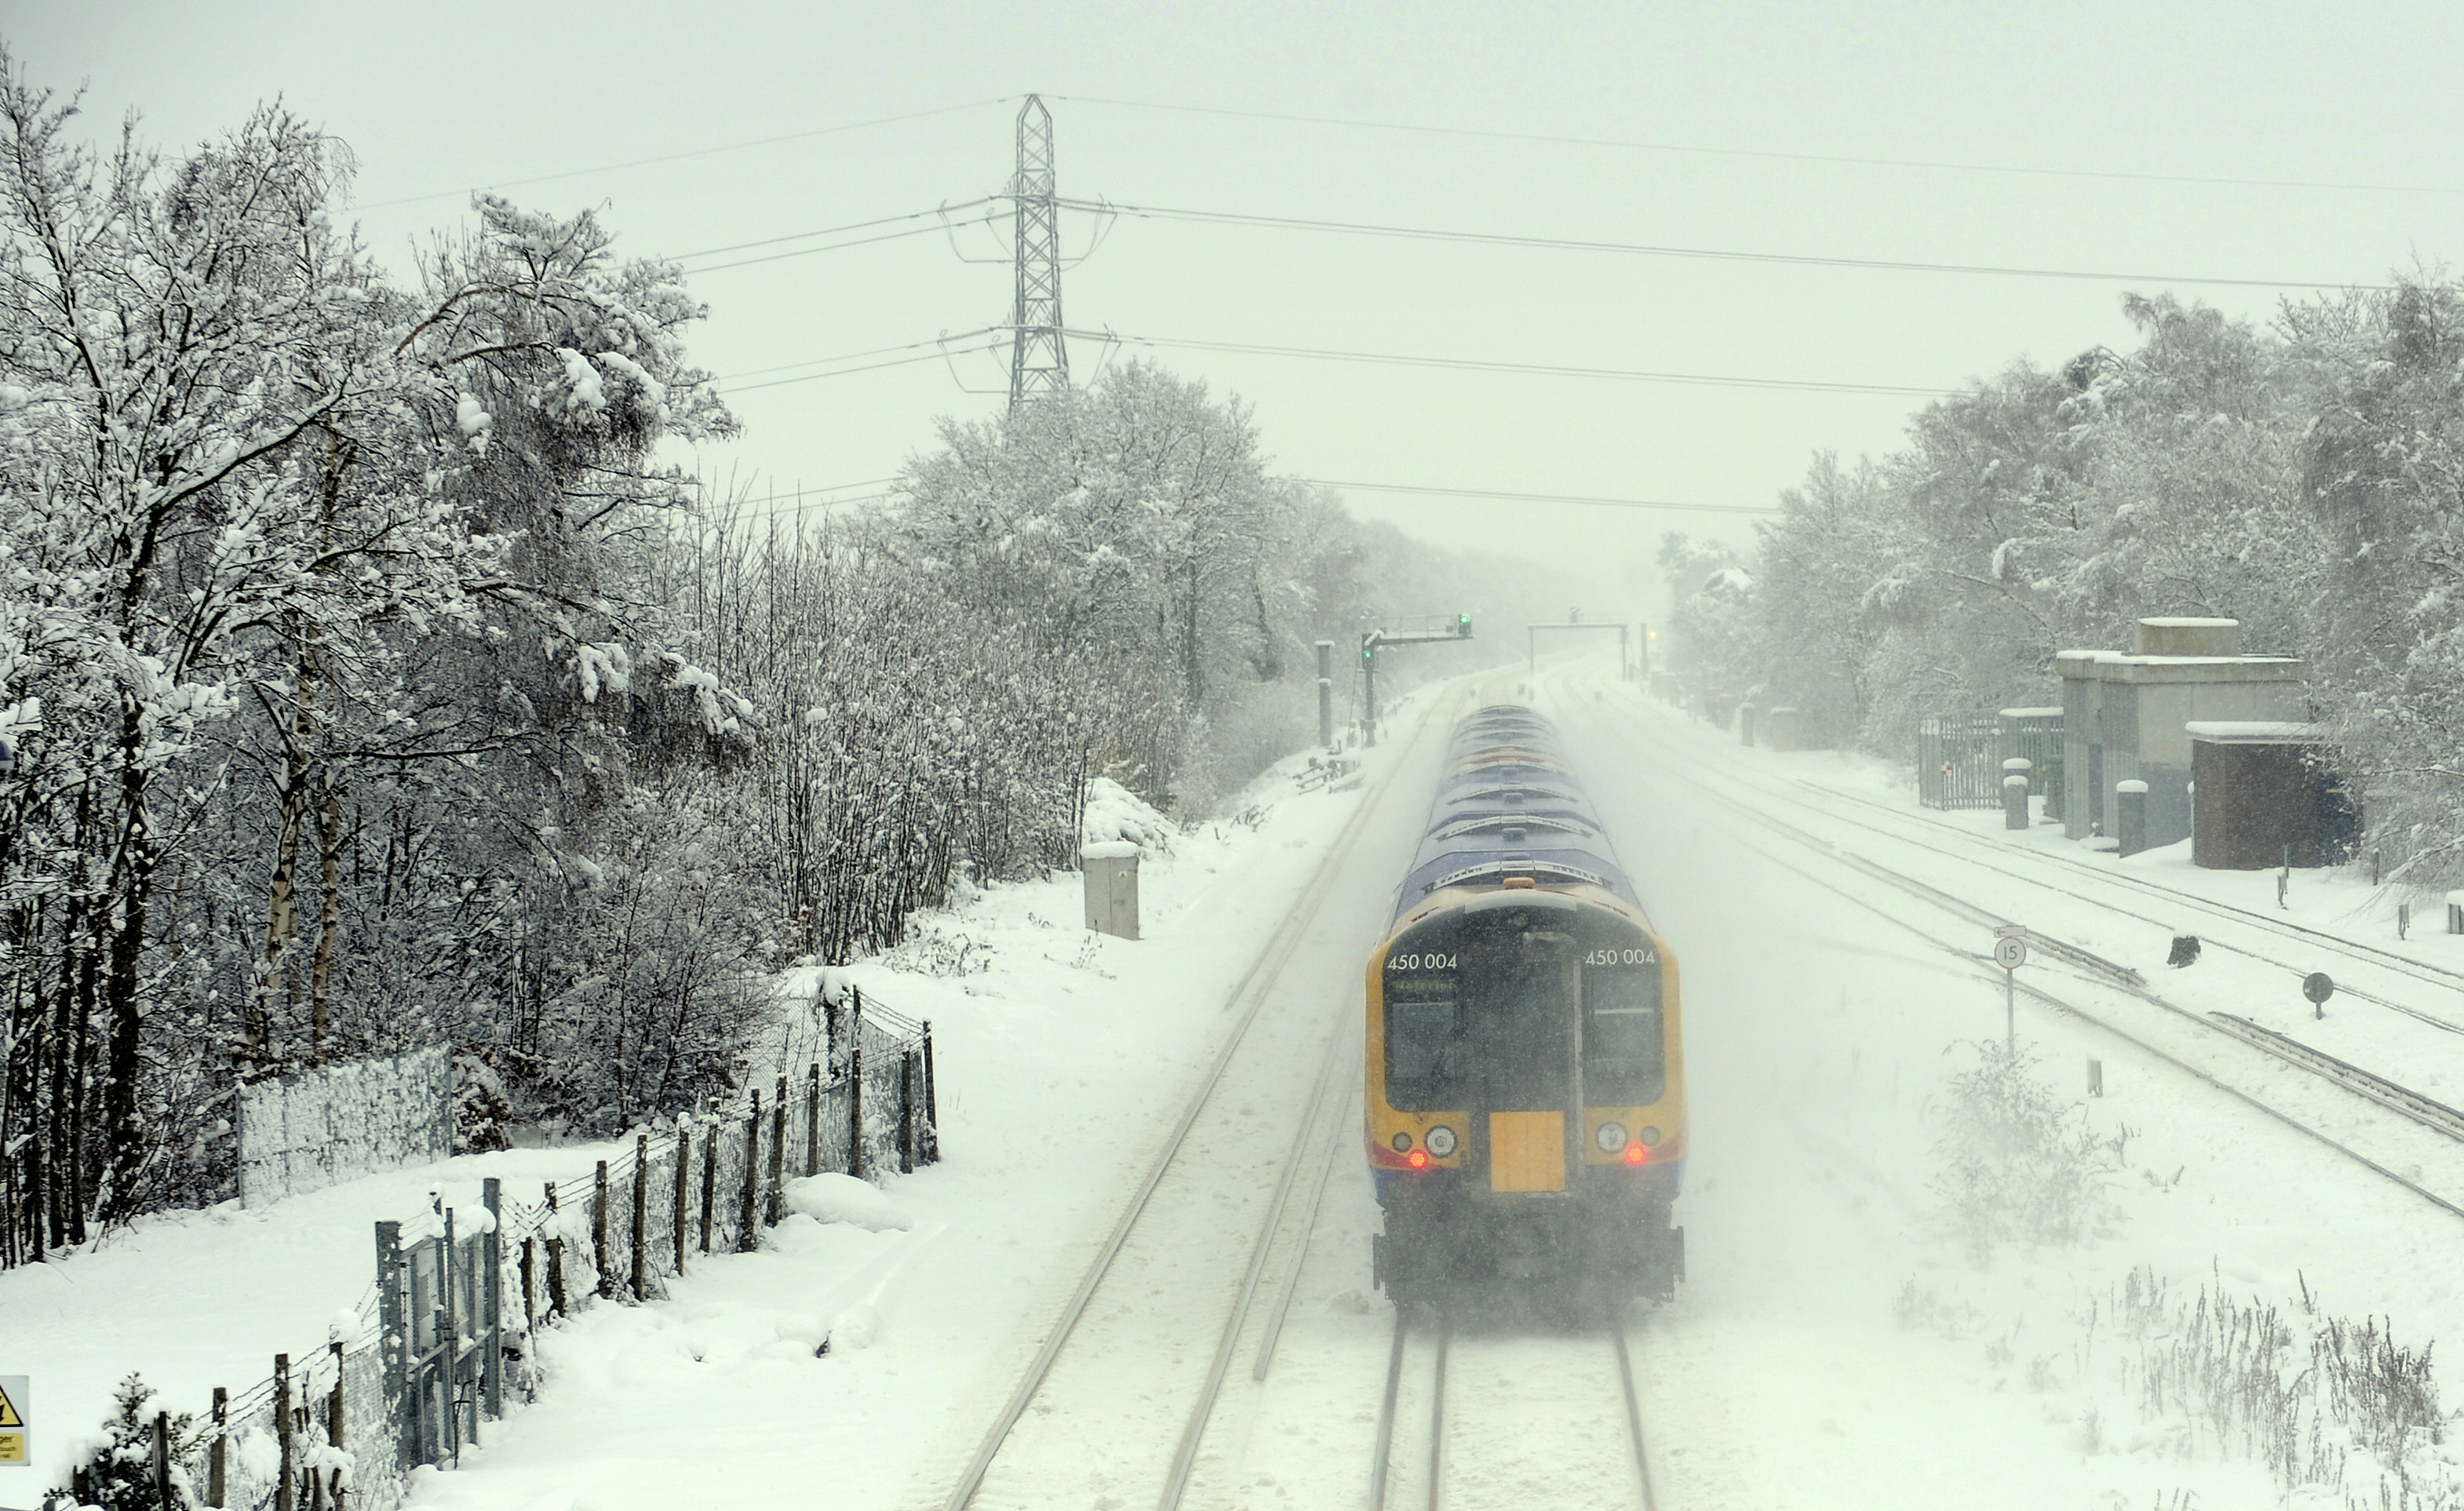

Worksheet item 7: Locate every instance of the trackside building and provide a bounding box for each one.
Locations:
[2056,618,2307,851]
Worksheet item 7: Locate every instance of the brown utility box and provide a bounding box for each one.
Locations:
[2190,723,2333,869]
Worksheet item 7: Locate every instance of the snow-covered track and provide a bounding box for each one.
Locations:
[1371,1312,1659,1510]
[942,701,1449,1511]
[1556,687,2464,1225]
[1801,777,2464,1017]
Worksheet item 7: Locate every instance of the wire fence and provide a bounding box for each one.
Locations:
[66,986,935,1511]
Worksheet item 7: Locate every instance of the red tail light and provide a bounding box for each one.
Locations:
[1623,1143,1648,1165]
[1407,1149,1429,1170]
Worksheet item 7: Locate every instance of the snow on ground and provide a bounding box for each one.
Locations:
[24,657,2464,1509]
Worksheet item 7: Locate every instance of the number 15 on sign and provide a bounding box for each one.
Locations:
[1992,927,2028,1048]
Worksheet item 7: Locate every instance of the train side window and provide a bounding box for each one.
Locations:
[1583,966,1665,1103]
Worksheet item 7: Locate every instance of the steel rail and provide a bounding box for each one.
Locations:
[1368,1312,1412,1510]
[939,705,1443,1511]
[1157,1008,1358,1507]
[1610,1325,1660,1511]
[1802,776,2464,998]
[1425,1320,1450,1511]
[1250,1078,1360,1382]
[1619,690,2464,1029]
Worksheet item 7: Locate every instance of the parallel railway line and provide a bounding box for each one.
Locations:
[1555,675,2464,1224]
[1370,1311,1660,1510]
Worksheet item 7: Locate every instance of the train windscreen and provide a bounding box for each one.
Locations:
[1384,914,1666,1112]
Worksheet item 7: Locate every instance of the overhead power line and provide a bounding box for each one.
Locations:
[360,99,1010,210]
[671,200,1001,261]
[716,329,1001,384]
[1075,330,1946,397]
[1055,94,2464,199]
[719,339,1003,394]
[1062,197,2391,291]
[1296,479,1780,517]
[680,212,1013,275]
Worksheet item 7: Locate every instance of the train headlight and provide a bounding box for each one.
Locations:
[1594,1121,1629,1153]
[1391,1131,1413,1152]
[1423,1125,1459,1158]
[1638,1125,1662,1147]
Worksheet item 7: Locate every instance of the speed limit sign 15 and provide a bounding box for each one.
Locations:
[1993,934,2028,970]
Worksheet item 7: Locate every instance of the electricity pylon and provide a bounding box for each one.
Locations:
[1007,95,1069,412]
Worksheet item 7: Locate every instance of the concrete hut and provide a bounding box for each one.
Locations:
[2056,618,2305,850]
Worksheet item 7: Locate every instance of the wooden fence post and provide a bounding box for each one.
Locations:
[327,1338,347,1511]
[698,1109,718,1254]
[151,1410,171,1511]
[275,1353,295,1511]
[767,1073,788,1226]
[630,1135,650,1302]
[806,1061,822,1176]
[673,1120,691,1275]
[740,1090,762,1251]
[210,1385,228,1508]
[592,1160,612,1298]
[520,1238,538,1336]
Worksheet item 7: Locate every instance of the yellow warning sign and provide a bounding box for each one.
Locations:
[0,1379,20,1428]
[0,1429,22,1464]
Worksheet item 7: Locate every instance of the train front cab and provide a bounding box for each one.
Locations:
[1367,885,1686,1304]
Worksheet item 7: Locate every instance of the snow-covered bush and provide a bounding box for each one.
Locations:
[46,1374,202,1511]
[1932,1040,2119,1258]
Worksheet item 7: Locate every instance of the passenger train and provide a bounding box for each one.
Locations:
[1365,704,1686,1303]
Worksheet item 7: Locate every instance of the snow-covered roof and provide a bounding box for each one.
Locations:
[2185,720,2331,744]
[2139,617,2240,628]
[1999,706,2062,718]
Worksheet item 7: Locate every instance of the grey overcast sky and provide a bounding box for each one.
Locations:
[9,1,2464,606]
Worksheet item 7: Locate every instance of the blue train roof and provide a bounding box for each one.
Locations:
[1393,705,1637,919]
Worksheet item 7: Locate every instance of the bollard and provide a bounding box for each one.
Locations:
[2003,774,2030,831]
[2003,756,2034,794]
[2399,901,2411,939]
[2448,891,2464,934]
[2115,779,2149,858]
[2087,1058,2104,1098]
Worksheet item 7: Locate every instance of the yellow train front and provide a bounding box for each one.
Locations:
[1367,705,1686,1305]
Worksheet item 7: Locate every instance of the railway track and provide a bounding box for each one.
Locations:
[1370,1309,1659,1510]
[942,683,1478,1511]
[1551,677,2464,1225]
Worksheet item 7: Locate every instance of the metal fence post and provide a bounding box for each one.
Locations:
[898,1051,917,1175]
[592,1160,611,1298]
[699,1110,717,1254]
[847,1004,866,1181]
[374,1222,406,1465]
[326,1338,347,1511]
[275,1353,295,1511]
[630,1137,649,1302]
[768,1073,788,1226]
[741,1090,762,1252]
[806,1062,822,1177]
[483,1177,503,1420]
[921,1021,940,1164]
[673,1120,691,1275]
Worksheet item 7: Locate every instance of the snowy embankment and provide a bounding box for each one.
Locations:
[0,689,1434,1506]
